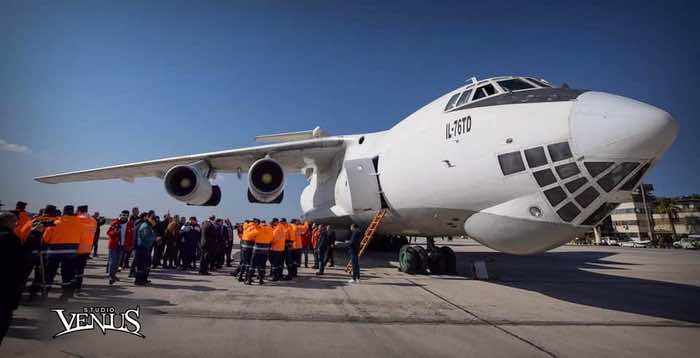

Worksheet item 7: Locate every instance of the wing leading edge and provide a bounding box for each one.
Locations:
[35,137,346,184]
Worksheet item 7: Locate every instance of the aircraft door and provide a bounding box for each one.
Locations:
[343,158,383,213]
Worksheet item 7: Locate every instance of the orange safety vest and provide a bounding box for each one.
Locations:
[286,223,296,245]
[77,214,97,255]
[17,214,55,242]
[43,215,83,255]
[271,224,289,251]
[241,222,254,242]
[293,223,307,249]
[256,224,274,245]
[14,210,30,238]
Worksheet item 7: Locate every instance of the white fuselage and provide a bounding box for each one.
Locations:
[301,79,677,254]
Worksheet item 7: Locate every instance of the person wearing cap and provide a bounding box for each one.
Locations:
[106,210,134,285]
[237,220,257,281]
[73,205,97,295]
[42,205,83,299]
[12,201,30,238]
[22,204,59,298]
[246,219,273,285]
[269,218,288,281]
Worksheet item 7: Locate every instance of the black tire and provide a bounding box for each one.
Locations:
[439,246,457,275]
[427,250,446,275]
[399,245,419,274]
[414,246,429,274]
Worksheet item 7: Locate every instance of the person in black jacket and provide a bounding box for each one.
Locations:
[348,223,362,283]
[323,225,336,268]
[315,224,330,275]
[199,216,217,275]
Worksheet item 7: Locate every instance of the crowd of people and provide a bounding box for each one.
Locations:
[0,201,364,344]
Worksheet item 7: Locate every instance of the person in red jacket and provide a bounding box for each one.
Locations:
[106,210,134,285]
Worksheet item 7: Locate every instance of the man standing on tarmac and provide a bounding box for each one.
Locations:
[180,216,200,270]
[348,223,362,283]
[281,218,295,280]
[247,219,272,285]
[269,218,288,281]
[236,220,255,281]
[74,205,96,296]
[106,210,134,285]
[43,205,82,300]
[91,211,105,257]
[134,211,156,285]
[12,201,30,236]
[200,215,217,275]
[315,224,330,276]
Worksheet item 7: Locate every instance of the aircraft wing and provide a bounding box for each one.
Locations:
[35,137,346,184]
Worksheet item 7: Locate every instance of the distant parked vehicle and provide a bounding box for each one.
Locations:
[619,239,649,248]
[673,237,700,250]
[601,237,619,246]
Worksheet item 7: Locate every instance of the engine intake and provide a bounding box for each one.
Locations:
[164,162,221,206]
[248,157,285,203]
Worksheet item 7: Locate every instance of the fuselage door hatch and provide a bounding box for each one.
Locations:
[344,158,382,213]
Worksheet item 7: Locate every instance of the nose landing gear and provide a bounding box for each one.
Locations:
[398,237,457,275]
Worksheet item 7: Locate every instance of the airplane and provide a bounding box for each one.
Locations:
[36,76,678,273]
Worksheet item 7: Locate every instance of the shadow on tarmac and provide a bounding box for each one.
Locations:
[454,250,700,324]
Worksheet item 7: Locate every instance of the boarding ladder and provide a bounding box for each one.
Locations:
[345,208,387,273]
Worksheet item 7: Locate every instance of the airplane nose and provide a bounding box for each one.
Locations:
[570,91,678,159]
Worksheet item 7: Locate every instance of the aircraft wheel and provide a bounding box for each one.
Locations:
[439,246,457,275]
[427,250,446,275]
[398,245,419,274]
[414,246,429,274]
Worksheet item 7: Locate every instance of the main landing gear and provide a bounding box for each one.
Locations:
[398,237,457,275]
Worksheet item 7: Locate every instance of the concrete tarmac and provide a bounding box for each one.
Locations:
[3,238,700,357]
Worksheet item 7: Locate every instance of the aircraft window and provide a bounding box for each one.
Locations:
[575,186,600,208]
[581,202,619,225]
[444,93,461,111]
[584,162,613,178]
[597,162,639,192]
[564,177,587,193]
[555,163,580,180]
[533,169,557,187]
[497,79,535,92]
[524,147,547,168]
[547,142,572,162]
[472,84,497,101]
[527,78,552,88]
[544,186,567,207]
[455,90,473,107]
[557,202,581,222]
[498,151,526,175]
[619,163,651,191]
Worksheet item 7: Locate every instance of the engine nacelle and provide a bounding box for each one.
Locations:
[248,157,285,203]
[164,162,221,206]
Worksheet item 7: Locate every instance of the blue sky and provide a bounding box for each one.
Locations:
[1,0,698,219]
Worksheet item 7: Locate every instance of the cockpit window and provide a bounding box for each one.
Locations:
[455,89,473,107]
[526,78,552,88]
[497,79,535,92]
[444,93,461,111]
[472,84,497,101]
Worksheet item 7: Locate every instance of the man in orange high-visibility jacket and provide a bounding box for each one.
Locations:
[21,204,60,299]
[280,218,296,280]
[73,205,97,295]
[292,220,308,272]
[246,220,273,285]
[237,220,257,282]
[269,218,289,281]
[12,201,30,238]
[42,205,83,299]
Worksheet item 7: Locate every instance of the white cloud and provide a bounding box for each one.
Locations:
[0,139,31,153]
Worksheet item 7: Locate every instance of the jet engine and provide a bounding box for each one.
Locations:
[164,161,221,206]
[247,157,285,203]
